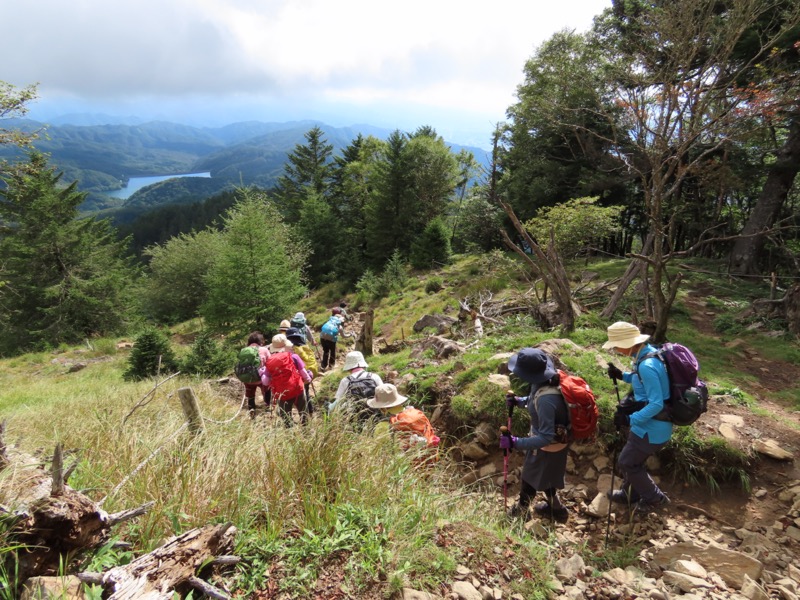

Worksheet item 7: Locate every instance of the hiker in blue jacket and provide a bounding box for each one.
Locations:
[605,321,672,514]
[500,348,570,522]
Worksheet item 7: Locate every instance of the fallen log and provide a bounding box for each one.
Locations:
[102,523,237,599]
[0,429,152,585]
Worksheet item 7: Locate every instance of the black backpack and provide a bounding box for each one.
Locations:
[344,373,380,423]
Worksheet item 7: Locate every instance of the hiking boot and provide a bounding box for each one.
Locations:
[634,494,670,515]
[608,488,640,505]
[506,502,530,519]
[533,501,569,523]
[248,409,256,420]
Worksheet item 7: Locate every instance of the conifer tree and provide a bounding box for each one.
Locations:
[201,188,306,336]
[0,152,134,354]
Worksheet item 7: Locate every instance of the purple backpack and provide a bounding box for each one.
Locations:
[638,343,708,426]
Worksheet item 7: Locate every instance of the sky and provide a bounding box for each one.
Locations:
[1,0,610,148]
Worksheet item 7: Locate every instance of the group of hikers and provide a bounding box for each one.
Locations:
[235,304,440,450]
[501,320,678,521]
[237,309,689,520]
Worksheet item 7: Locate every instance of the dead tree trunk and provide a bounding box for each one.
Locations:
[101,523,236,599]
[0,437,151,584]
[355,309,374,356]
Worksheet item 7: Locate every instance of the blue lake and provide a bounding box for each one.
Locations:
[106,172,212,200]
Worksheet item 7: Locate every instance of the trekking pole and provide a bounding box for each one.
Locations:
[502,389,515,511]
[605,371,622,549]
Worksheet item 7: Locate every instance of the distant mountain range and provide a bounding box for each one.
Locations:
[1,116,491,215]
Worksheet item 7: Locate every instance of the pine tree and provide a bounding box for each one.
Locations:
[201,188,306,336]
[0,152,134,354]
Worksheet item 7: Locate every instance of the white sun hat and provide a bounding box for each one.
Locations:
[602,321,650,350]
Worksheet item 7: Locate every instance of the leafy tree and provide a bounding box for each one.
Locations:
[0,80,39,148]
[451,190,504,253]
[525,197,624,260]
[295,191,342,285]
[411,218,452,269]
[140,229,220,323]
[201,188,307,336]
[124,326,178,380]
[0,152,134,354]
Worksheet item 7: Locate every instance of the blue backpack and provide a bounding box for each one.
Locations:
[321,317,340,341]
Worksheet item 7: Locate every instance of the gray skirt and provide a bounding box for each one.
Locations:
[521,446,568,491]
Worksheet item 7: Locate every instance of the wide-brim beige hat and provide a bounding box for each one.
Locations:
[342,351,368,371]
[366,383,407,409]
[602,321,650,350]
[269,333,293,353]
[279,320,291,331]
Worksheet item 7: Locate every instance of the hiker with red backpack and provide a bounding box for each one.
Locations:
[604,321,672,514]
[328,350,383,420]
[265,334,313,426]
[500,348,572,522]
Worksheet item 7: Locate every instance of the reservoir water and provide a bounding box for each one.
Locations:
[106,172,212,200]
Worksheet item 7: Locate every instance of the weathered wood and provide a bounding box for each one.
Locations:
[102,523,236,600]
[188,576,230,600]
[1,445,148,586]
[51,443,64,496]
[107,501,155,526]
[177,387,205,434]
[0,420,7,468]
[210,555,241,566]
[355,308,375,356]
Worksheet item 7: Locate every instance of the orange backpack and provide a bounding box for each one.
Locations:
[389,408,440,449]
[557,369,598,440]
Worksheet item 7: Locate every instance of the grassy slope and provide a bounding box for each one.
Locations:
[1,252,798,598]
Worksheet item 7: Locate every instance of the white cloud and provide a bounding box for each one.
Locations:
[1,0,609,143]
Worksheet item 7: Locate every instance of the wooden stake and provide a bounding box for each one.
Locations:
[178,387,205,435]
[51,443,65,496]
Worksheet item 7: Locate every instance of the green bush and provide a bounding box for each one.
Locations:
[180,331,234,377]
[425,277,444,294]
[411,219,452,269]
[123,327,178,380]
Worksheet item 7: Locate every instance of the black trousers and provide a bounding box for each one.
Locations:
[320,338,337,369]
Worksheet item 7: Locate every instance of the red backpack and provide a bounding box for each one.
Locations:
[266,352,304,401]
[556,370,598,440]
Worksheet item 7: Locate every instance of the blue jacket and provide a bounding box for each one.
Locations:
[622,344,672,444]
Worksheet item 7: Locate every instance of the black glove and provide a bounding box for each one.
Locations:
[618,400,646,416]
[607,363,624,382]
[505,392,518,413]
[613,411,630,430]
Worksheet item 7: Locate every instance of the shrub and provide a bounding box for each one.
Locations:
[123,327,178,380]
[181,331,234,377]
[425,277,444,294]
[411,219,452,269]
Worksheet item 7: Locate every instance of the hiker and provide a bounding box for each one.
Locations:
[338,301,353,322]
[265,334,313,426]
[500,347,570,522]
[286,326,319,409]
[328,350,383,420]
[290,312,318,349]
[235,332,272,416]
[604,321,672,514]
[366,383,440,454]
[319,307,344,371]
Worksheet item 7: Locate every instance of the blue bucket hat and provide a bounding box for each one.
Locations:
[508,348,557,384]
